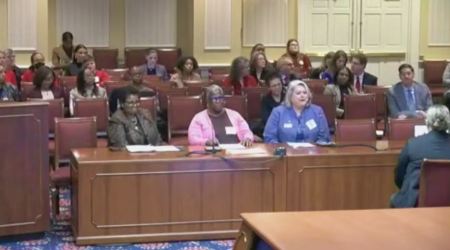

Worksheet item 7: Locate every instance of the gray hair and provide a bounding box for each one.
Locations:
[283,80,313,107]
[206,84,224,101]
[4,48,14,56]
[426,105,450,132]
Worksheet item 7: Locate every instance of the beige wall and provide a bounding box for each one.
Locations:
[0,0,448,66]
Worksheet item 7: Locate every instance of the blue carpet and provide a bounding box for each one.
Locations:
[0,188,235,250]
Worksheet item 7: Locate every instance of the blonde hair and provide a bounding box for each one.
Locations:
[284,80,313,107]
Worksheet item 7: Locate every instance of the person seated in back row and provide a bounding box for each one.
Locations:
[264,80,330,143]
[108,87,162,149]
[350,53,377,93]
[188,84,253,146]
[387,64,432,119]
[0,64,18,101]
[27,66,64,100]
[223,57,258,95]
[84,55,110,88]
[138,48,169,81]
[170,56,201,88]
[69,67,107,115]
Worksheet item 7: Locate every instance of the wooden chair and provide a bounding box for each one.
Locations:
[224,95,248,120]
[209,67,230,75]
[364,86,390,130]
[124,48,148,68]
[334,119,377,142]
[93,48,118,69]
[104,81,129,98]
[343,93,376,120]
[209,74,228,85]
[312,94,336,129]
[140,97,158,119]
[157,48,182,75]
[419,159,450,207]
[33,99,65,155]
[21,82,34,95]
[423,60,447,86]
[304,79,327,95]
[167,95,203,144]
[50,117,97,219]
[186,81,211,96]
[387,118,426,140]
[143,75,162,82]
[73,99,109,139]
[157,88,187,111]
[59,76,77,89]
[242,87,267,121]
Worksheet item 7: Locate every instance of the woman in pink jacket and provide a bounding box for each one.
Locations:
[188,84,254,146]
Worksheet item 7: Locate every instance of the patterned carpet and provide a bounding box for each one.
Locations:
[0,188,235,250]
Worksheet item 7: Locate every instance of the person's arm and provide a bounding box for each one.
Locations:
[263,108,281,143]
[161,66,169,81]
[169,73,184,88]
[315,107,331,143]
[394,142,409,189]
[52,48,60,67]
[443,63,450,87]
[187,114,209,146]
[107,121,128,148]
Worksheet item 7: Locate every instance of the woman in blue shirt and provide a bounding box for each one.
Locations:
[263,80,331,143]
[320,50,348,84]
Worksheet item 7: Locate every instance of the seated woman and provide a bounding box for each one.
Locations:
[390,104,450,208]
[108,87,162,149]
[27,66,64,100]
[309,51,334,79]
[0,65,18,101]
[223,57,258,95]
[250,43,266,58]
[263,80,330,143]
[0,51,17,86]
[67,44,88,76]
[250,51,274,85]
[323,66,358,118]
[261,72,285,127]
[22,53,59,86]
[138,48,169,81]
[280,39,312,78]
[69,67,107,115]
[188,84,254,146]
[84,55,110,87]
[170,56,201,88]
[52,31,74,70]
[320,50,348,84]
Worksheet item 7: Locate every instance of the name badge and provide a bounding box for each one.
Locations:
[225,126,237,135]
[283,123,293,128]
[94,76,100,83]
[299,60,304,66]
[306,119,317,130]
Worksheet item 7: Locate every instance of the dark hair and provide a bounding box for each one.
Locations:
[333,66,354,88]
[73,44,88,63]
[33,66,55,89]
[351,53,368,67]
[264,71,282,86]
[329,50,348,74]
[250,43,265,57]
[250,51,268,72]
[145,48,158,56]
[119,87,140,104]
[62,32,74,42]
[286,39,299,51]
[229,57,250,85]
[30,52,44,65]
[175,56,199,72]
[398,63,414,73]
[76,67,99,97]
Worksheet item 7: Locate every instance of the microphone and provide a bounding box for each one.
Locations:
[205,114,221,153]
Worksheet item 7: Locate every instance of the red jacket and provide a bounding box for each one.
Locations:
[94,70,110,88]
[223,75,258,95]
[5,71,17,85]
[22,69,59,86]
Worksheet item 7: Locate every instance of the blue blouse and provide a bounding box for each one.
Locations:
[263,104,331,143]
[321,70,333,84]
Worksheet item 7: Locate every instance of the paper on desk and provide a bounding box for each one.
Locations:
[219,143,245,150]
[126,145,180,153]
[287,142,315,148]
[226,148,267,155]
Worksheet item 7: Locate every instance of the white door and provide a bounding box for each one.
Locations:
[298,0,418,85]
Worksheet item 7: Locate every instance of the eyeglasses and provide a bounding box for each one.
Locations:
[124,101,140,106]
[209,96,224,102]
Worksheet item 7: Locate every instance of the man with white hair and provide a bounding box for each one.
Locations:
[391,104,450,208]
[4,48,21,87]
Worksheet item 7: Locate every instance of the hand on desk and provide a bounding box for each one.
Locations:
[205,138,219,146]
[241,138,253,147]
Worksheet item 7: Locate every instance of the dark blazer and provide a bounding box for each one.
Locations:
[261,92,285,126]
[392,130,450,208]
[27,86,64,99]
[0,83,19,101]
[109,85,155,114]
[107,108,162,148]
[138,64,169,81]
[362,72,378,86]
[387,82,433,118]
[67,63,83,76]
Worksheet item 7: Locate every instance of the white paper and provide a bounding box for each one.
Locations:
[414,125,428,137]
[287,142,315,148]
[126,145,180,153]
[219,144,246,150]
[226,148,267,155]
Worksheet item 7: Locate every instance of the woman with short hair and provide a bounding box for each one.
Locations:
[263,80,330,143]
[27,66,64,100]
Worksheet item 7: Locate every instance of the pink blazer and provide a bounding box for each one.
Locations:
[188,109,254,146]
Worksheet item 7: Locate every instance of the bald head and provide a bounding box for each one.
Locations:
[277,57,294,74]
[129,66,143,85]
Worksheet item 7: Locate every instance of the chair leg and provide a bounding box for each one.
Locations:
[51,183,60,223]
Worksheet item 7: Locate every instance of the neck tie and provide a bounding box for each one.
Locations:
[355,76,361,93]
[407,89,415,111]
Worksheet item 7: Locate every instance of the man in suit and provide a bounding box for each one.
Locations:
[276,57,301,87]
[138,49,169,81]
[390,104,450,208]
[387,64,433,119]
[350,53,377,93]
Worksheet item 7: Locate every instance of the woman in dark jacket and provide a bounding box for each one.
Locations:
[27,66,64,99]
[107,87,162,149]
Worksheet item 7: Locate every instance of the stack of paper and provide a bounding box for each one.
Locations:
[126,145,180,153]
[287,142,315,148]
[226,148,267,155]
[219,144,246,150]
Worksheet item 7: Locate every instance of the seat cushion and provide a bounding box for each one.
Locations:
[50,167,71,182]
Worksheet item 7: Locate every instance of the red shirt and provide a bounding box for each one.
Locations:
[94,70,110,88]
[5,71,17,86]
[223,75,258,95]
[22,69,59,86]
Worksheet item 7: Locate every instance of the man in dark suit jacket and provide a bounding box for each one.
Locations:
[391,105,450,208]
[350,53,377,93]
[276,57,301,87]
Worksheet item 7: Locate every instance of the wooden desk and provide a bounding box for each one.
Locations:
[235,207,450,250]
[71,141,403,245]
[70,144,286,245]
[0,102,49,237]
